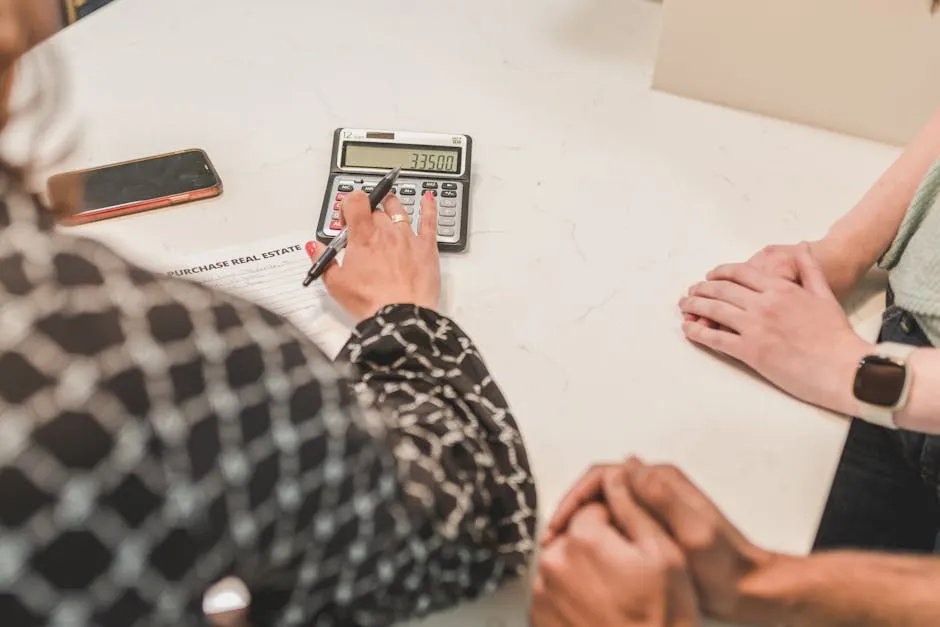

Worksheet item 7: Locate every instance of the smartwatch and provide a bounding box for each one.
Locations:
[853,342,917,428]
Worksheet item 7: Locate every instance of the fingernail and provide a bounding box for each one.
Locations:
[305,241,317,257]
[424,191,434,200]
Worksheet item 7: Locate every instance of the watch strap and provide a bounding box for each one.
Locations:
[875,342,918,362]
[857,403,900,429]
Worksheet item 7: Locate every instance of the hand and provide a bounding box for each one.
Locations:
[679,243,870,415]
[542,463,619,546]
[685,239,857,328]
[737,243,807,283]
[307,191,441,321]
[685,243,805,329]
[531,470,700,627]
[623,460,773,623]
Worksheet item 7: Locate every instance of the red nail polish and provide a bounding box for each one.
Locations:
[424,191,433,200]
[305,241,317,256]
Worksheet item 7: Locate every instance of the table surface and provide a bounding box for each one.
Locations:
[42,0,901,624]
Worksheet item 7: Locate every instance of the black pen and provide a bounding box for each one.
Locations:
[303,167,401,286]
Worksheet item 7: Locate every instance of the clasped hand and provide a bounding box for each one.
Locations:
[533,460,773,627]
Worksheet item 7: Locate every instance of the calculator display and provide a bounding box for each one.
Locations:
[343,143,461,174]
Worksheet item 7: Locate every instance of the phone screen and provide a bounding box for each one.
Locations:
[76,150,220,211]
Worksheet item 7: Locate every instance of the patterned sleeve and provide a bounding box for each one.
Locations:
[334,305,538,619]
[153,293,537,625]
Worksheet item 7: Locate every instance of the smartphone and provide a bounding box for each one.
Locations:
[49,149,223,225]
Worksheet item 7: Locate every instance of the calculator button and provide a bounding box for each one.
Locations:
[425,190,437,197]
[439,207,457,217]
[335,193,347,201]
[441,182,458,190]
[331,210,341,220]
[422,181,438,189]
[400,187,416,196]
[439,199,457,208]
[354,179,364,184]
[441,190,457,198]
[362,185,375,193]
[329,219,343,230]
[399,196,415,205]
[390,187,398,194]
[337,184,354,193]
[405,205,414,214]
[438,217,456,227]
[438,227,455,237]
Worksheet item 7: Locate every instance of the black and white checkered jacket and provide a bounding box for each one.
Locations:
[0,185,537,626]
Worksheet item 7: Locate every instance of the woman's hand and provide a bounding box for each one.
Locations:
[685,244,804,328]
[307,191,441,321]
[531,469,700,627]
[686,239,858,328]
[736,243,804,284]
[679,243,871,415]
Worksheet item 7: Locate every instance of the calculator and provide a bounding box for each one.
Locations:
[317,128,472,252]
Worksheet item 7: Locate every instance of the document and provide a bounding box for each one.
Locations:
[158,231,351,355]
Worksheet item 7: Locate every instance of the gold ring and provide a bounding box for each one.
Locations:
[390,214,409,225]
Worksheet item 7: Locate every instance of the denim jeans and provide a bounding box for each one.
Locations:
[813,302,940,552]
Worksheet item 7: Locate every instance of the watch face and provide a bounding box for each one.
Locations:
[854,356,907,407]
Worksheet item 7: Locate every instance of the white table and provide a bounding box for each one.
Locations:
[44,0,901,624]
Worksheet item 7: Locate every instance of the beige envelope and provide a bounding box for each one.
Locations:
[653,0,940,145]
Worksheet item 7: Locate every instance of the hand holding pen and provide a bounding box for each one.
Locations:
[303,171,442,321]
[304,167,401,285]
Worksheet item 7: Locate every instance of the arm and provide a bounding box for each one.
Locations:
[338,305,536,580]
[888,347,940,433]
[809,333,940,434]
[608,461,940,627]
[814,107,940,296]
[818,343,940,436]
[738,551,940,627]
[227,192,533,622]
[163,295,535,626]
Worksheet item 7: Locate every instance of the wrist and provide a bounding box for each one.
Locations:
[809,237,868,297]
[731,553,801,625]
[824,334,874,416]
[734,553,822,626]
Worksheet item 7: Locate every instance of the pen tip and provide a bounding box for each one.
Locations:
[302,276,313,287]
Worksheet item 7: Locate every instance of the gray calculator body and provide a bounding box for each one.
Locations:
[318,128,472,252]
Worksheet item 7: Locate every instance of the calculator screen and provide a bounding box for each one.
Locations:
[343,143,461,174]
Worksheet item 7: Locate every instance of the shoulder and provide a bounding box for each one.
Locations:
[0,203,335,397]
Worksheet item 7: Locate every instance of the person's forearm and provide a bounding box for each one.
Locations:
[823,341,940,434]
[893,346,940,434]
[735,551,940,626]
[815,107,940,296]
[339,304,538,598]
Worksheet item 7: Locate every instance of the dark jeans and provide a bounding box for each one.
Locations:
[813,303,940,552]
